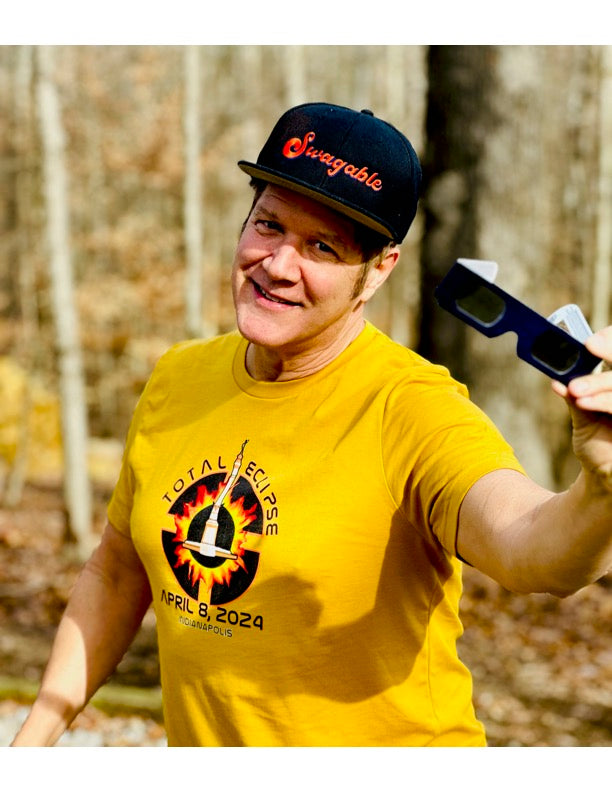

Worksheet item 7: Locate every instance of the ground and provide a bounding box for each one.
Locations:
[1,483,610,747]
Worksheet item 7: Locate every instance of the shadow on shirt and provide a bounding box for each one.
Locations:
[200,512,457,704]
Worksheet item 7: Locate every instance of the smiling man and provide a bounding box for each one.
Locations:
[232,184,398,380]
[12,103,612,748]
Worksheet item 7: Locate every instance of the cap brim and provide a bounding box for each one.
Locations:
[238,161,395,242]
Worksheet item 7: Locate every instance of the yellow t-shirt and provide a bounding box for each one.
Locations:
[108,322,524,746]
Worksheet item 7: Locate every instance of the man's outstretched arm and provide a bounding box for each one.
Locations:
[11,522,152,746]
[457,327,612,598]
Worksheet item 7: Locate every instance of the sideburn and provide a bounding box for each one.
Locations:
[351,258,377,300]
[351,248,392,300]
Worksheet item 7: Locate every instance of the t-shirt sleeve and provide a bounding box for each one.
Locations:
[382,367,526,557]
[106,344,175,537]
[106,383,149,537]
[106,335,239,539]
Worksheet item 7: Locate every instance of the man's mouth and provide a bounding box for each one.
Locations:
[252,280,300,306]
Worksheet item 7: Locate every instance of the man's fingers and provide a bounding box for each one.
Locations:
[564,367,612,414]
[585,327,612,364]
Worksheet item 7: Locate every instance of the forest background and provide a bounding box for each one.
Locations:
[0,44,610,747]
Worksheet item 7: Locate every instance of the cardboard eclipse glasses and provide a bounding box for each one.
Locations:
[435,259,602,385]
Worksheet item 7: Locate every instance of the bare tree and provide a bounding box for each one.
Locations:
[593,46,612,332]
[419,46,494,382]
[183,45,205,338]
[420,46,602,489]
[284,46,307,107]
[3,45,36,508]
[36,45,93,557]
[384,46,427,348]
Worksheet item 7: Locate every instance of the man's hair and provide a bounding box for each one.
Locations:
[242,179,395,298]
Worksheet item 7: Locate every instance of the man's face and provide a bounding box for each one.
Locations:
[232,185,381,361]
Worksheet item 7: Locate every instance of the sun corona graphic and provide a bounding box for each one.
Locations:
[161,439,269,605]
[172,481,258,591]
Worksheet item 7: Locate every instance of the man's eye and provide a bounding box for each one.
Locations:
[314,240,338,257]
[255,219,282,233]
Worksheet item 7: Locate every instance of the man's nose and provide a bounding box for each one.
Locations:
[263,241,302,281]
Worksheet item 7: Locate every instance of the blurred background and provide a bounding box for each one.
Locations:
[0,44,610,746]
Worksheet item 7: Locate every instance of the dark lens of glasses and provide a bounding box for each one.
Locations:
[530,329,581,374]
[455,283,506,326]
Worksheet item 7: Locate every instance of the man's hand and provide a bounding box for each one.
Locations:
[552,326,612,492]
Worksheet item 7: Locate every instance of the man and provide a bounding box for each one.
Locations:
[12,103,612,747]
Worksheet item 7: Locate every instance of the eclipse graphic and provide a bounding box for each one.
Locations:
[161,441,264,605]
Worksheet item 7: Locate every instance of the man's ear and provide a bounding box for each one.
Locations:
[359,247,400,303]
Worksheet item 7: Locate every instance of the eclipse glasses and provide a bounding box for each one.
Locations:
[435,259,602,385]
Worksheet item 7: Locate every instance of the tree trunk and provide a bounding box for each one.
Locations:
[36,45,93,557]
[283,46,307,108]
[385,46,427,348]
[420,46,602,489]
[183,45,205,338]
[592,46,612,332]
[419,45,497,382]
[3,45,36,508]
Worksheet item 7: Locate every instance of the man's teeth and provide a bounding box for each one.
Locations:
[257,283,294,305]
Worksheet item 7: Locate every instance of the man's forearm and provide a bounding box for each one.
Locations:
[540,468,612,594]
[458,469,612,597]
[11,611,124,746]
[11,524,152,746]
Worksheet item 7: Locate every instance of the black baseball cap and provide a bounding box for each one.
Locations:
[237,102,421,244]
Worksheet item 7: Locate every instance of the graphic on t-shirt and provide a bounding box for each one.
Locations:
[161,440,264,606]
[182,439,249,560]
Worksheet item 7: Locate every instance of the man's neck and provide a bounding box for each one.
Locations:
[245,319,366,382]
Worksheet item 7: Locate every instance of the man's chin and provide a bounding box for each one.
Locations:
[235,309,297,348]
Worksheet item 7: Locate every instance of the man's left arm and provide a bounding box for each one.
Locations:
[457,327,612,597]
